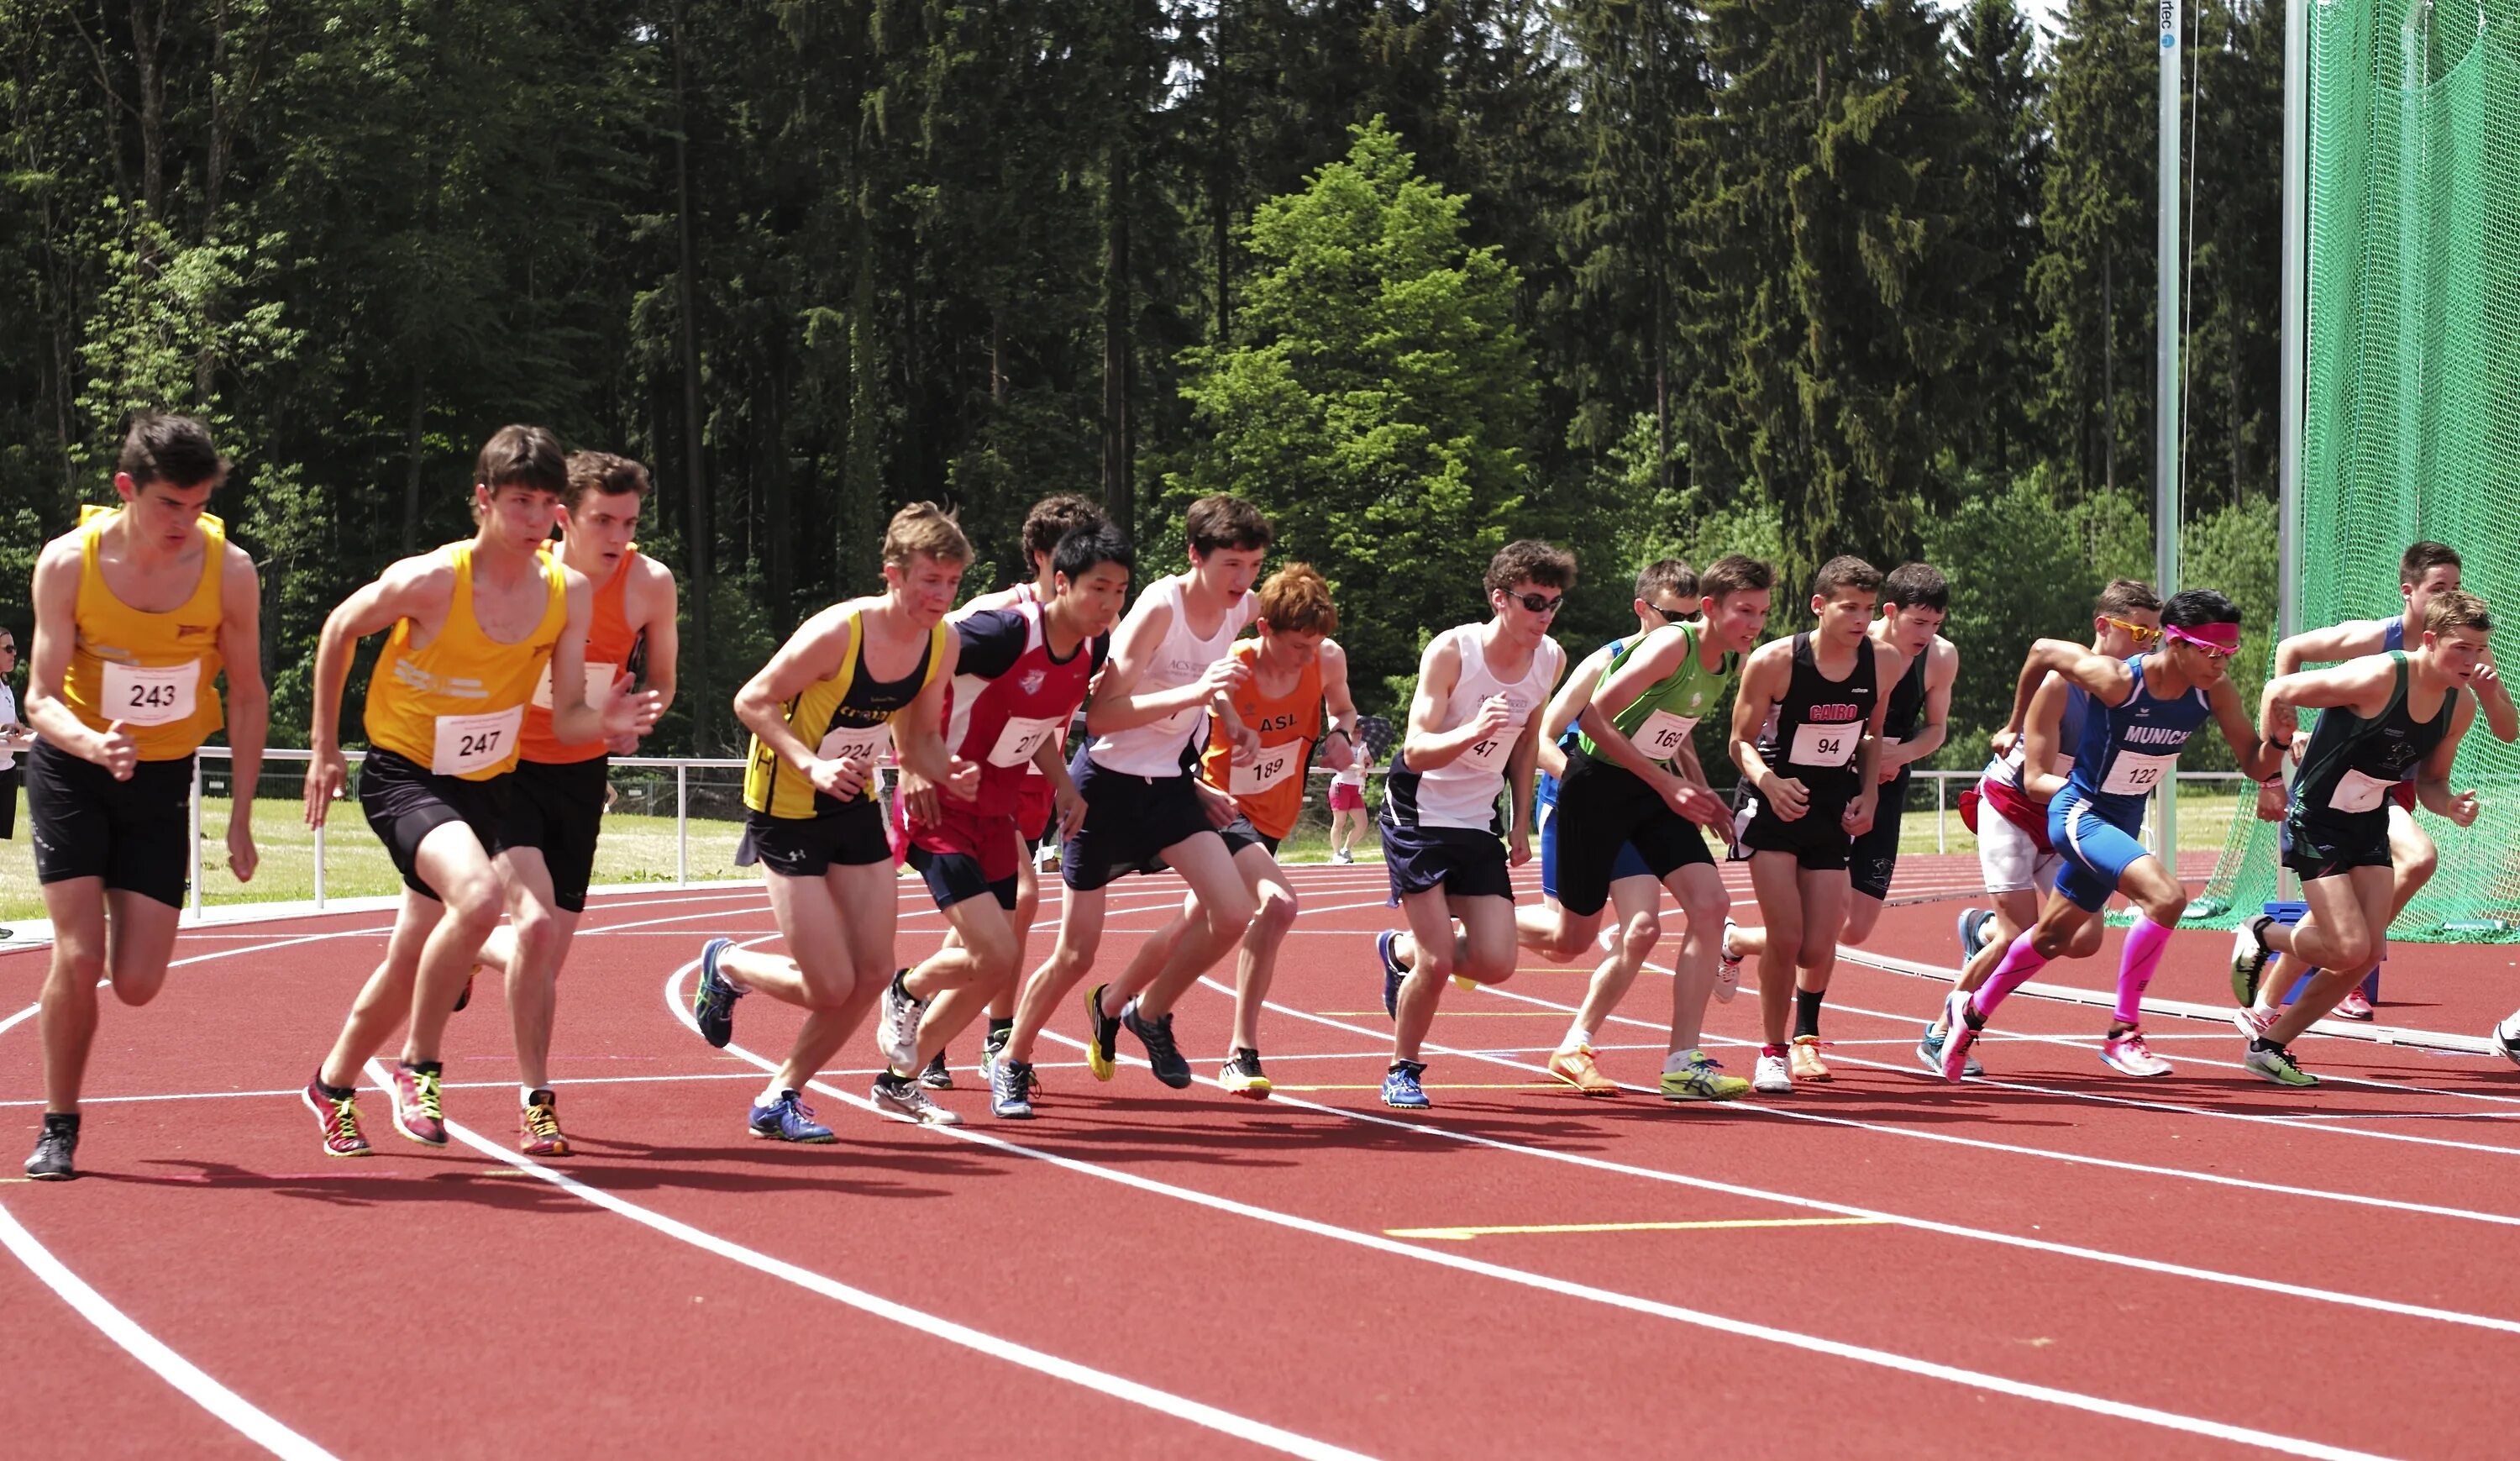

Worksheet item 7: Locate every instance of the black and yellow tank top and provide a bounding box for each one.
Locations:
[743,610,948,818]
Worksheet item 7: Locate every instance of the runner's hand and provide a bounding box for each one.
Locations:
[1229,722,1261,767]
[2449,788,2481,828]
[92,718,136,780]
[603,684,664,740]
[1761,771,1810,821]
[1508,825,1531,867]
[1194,778,1239,829]
[898,766,938,824]
[811,754,870,801]
[943,754,982,802]
[226,808,259,883]
[1200,655,1252,701]
[1054,782,1087,841]
[2289,728,2312,765]
[2255,778,2287,822]
[303,744,348,828]
[1842,792,1877,839]
[1988,726,2019,760]
[1471,695,1515,741]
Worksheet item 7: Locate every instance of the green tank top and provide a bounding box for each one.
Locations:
[1578,623,1737,768]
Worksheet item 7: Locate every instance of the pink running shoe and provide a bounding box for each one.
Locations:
[2099,1029,2174,1078]
[1937,989,1979,1083]
[2232,1003,2277,1040]
[2334,988,2376,1021]
[386,1060,449,1146]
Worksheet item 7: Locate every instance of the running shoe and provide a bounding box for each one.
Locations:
[452,970,475,1014]
[386,1060,448,1146]
[24,1112,77,1180]
[2230,915,2275,1008]
[1121,999,1193,1090]
[877,967,925,1071]
[1452,974,1478,993]
[1659,1051,1751,1102]
[2098,1029,2174,1078]
[1914,1021,1984,1078]
[1332,849,1355,865]
[519,1090,571,1157]
[1789,1034,1831,1082]
[2334,987,2376,1021]
[991,1058,1037,1118]
[979,1024,1011,1081]
[2244,1041,2319,1088]
[918,1052,955,1090]
[1936,989,1981,1083]
[302,1078,370,1158]
[1221,1048,1273,1099]
[692,938,743,1048]
[1545,1043,1620,1096]
[2232,1002,2277,1041]
[1082,982,1121,1081]
[1375,930,1406,1019]
[1381,1060,1431,1110]
[1715,918,1743,1004]
[748,1090,837,1142]
[872,1073,963,1126]
[1956,906,1988,963]
[1751,1048,1793,1095]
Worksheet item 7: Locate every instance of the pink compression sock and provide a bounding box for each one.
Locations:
[1971,932,2052,1020]
[2113,917,2176,1025]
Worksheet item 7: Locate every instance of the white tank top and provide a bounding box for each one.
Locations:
[1389,623,1562,831]
[1089,575,1256,777]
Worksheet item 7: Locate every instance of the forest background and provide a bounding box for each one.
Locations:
[0,0,2289,775]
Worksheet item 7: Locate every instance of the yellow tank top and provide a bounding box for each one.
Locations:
[743,610,948,819]
[363,541,569,781]
[61,504,228,760]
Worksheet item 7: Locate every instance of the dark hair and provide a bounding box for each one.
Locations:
[1052,523,1134,583]
[2161,586,2242,628]
[1882,562,1949,614]
[2094,578,2161,618]
[1023,496,1105,565]
[1811,554,1882,601]
[1485,539,1576,596]
[2425,588,2491,637]
[1184,494,1274,555]
[118,413,226,490]
[1698,554,1774,603]
[2400,541,2460,585]
[564,451,651,510]
[1635,559,1696,606]
[475,425,567,496]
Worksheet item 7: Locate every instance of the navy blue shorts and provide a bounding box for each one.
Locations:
[1536,765,1651,902]
[1061,757,1222,892]
[1380,818,1513,903]
[1543,750,1714,917]
[909,846,1020,911]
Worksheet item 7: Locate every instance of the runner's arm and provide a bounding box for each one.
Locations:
[1318,638,1362,772]
[20,539,108,760]
[2413,693,2479,824]
[2469,645,2517,742]
[2257,659,2394,746]
[1081,596,1236,735]
[543,569,600,745]
[1726,640,1788,791]
[1399,635,1481,770]
[2006,639,2135,728]
[214,543,268,849]
[2018,675,2073,802]
[2212,675,2288,782]
[2275,621,2384,676]
[1504,704,1541,862]
[1535,642,1617,780]
[1885,637,1956,775]
[891,630,962,785]
[307,555,453,755]
[732,606,856,778]
[635,558,681,716]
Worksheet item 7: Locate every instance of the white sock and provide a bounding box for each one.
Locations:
[1662,1048,1701,1075]
[759,1083,789,1106]
[520,1085,542,1109]
[1563,1024,1594,1051]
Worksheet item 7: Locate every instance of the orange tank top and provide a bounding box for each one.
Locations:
[520,547,640,764]
[1199,641,1324,840]
[362,542,568,780]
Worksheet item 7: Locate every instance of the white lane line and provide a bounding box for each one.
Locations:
[659,964,2396,1461]
[378,1058,1374,1461]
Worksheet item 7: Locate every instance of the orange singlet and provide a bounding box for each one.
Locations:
[1198,640,1324,842]
[519,547,641,765]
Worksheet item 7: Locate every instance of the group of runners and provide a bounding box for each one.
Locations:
[17,413,2520,1180]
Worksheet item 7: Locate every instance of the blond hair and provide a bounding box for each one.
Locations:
[882,502,973,569]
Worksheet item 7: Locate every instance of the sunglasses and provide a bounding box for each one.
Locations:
[2102,616,2162,645]
[1504,590,1565,615]
[1645,602,1695,625]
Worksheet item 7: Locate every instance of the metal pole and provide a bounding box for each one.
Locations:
[2271,0,2310,907]
[187,756,204,918]
[1935,773,1946,854]
[675,763,689,886]
[2155,0,2185,880]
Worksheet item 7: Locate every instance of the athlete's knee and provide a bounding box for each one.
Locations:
[2397,840,2438,886]
[1620,909,1662,962]
[107,964,168,1007]
[2136,887,2188,927]
[1532,916,1597,963]
[1841,897,1882,945]
[510,905,564,963]
[1206,884,1259,933]
[438,868,505,928]
[1762,925,1804,968]
[47,940,105,990]
[1460,943,1515,984]
[1251,886,1298,939]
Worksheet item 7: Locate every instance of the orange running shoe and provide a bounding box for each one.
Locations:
[1546,1043,1620,1096]
[519,1090,571,1157]
[1788,1035,1831,1082]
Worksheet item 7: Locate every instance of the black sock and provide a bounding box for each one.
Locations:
[988,1017,1014,1036]
[1794,988,1824,1040]
[2250,1037,2280,1054]
[316,1075,355,1101]
[874,1070,909,1092]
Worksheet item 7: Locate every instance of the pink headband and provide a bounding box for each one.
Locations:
[2165,622,2241,654]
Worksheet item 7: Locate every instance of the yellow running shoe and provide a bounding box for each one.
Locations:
[1452,975,1478,992]
[1221,1048,1273,1099]
[1659,1051,1753,1102]
[1545,1044,1621,1096]
[1082,982,1120,1081]
[519,1090,572,1158]
[1788,1034,1831,1082]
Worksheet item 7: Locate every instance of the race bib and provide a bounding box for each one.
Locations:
[2099,749,2178,797]
[1231,743,1301,796]
[1457,696,1531,774]
[816,720,894,766]
[986,714,1062,770]
[101,660,199,728]
[431,707,523,776]
[532,660,618,712]
[1788,721,1859,768]
[2328,767,2396,814]
[1632,709,1699,762]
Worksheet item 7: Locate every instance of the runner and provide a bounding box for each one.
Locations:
[1328,745,1372,863]
[1926,580,2160,1075]
[1937,588,2286,1082]
[1724,562,1956,1054]
[1528,554,1772,1101]
[459,451,678,1155]
[878,523,1129,1121]
[1095,563,1362,1100]
[995,495,1269,1105]
[688,503,974,1141]
[2233,590,2486,1085]
[20,414,268,1180]
[1369,541,1572,1109]
[916,493,1105,1090]
[1728,556,1902,1094]
[2239,542,2517,1022]
[303,426,659,1156]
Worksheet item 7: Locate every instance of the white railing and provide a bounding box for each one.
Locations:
[1908,767,2256,855]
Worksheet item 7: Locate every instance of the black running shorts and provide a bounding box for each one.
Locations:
[738,801,889,879]
[25,739,192,908]
[360,748,509,901]
[501,756,609,912]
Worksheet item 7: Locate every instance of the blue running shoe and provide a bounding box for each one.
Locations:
[1375,930,1406,1019]
[693,938,743,1048]
[1915,1020,1983,1077]
[1382,1059,1431,1109]
[748,1090,836,1143]
[991,1058,1037,1119]
[1956,907,1988,963]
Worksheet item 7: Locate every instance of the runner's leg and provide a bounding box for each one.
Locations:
[401,822,508,1067]
[35,880,108,1113]
[1004,885,1105,1065]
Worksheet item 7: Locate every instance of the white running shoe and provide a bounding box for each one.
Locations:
[2492,1013,2520,1070]
[2098,1028,2174,1078]
[872,1077,963,1126]
[876,970,925,1071]
[1715,918,1743,1004]
[2233,1003,2277,1041]
[1751,1051,1793,1094]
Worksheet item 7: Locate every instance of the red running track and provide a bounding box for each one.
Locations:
[3,857,2517,1459]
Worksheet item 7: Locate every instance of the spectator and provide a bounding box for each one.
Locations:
[0,623,26,839]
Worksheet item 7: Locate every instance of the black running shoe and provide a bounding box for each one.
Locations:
[24,1112,77,1180]
[918,1051,954,1090]
[693,937,743,1048]
[1121,998,1193,1089]
[452,970,475,1013]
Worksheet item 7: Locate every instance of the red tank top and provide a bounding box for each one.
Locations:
[935,600,1102,822]
[519,548,641,765]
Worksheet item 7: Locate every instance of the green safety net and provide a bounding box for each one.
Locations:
[2194,0,2520,939]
